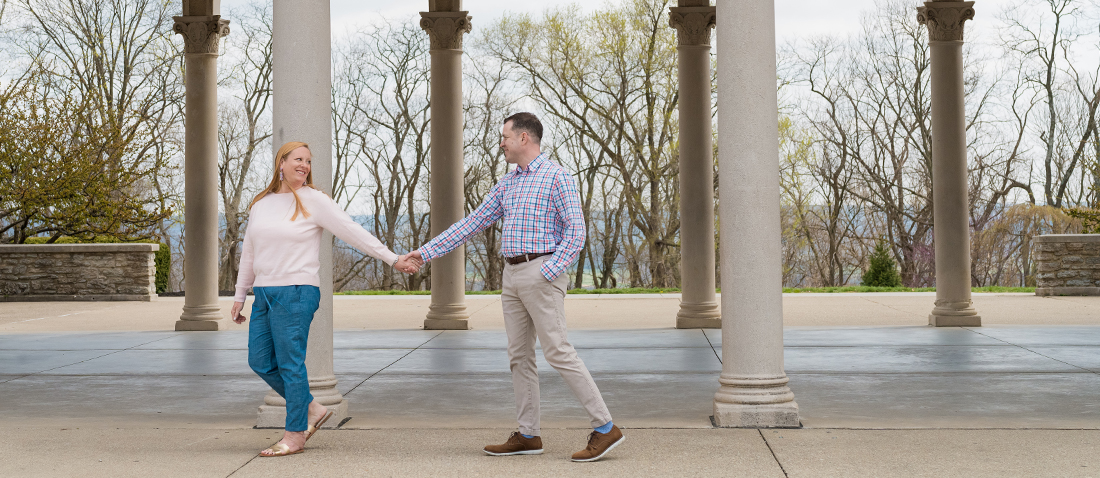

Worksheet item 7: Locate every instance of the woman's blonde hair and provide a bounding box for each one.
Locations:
[249,141,315,220]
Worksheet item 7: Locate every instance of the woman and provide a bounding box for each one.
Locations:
[230,141,421,457]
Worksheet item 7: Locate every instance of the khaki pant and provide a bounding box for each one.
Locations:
[502,256,612,436]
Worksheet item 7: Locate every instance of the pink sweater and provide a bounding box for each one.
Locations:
[234,187,399,302]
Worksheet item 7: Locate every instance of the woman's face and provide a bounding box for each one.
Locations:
[280,147,312,187]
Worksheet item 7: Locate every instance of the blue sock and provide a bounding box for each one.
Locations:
[595,421,613,434]
[521,433,535,439]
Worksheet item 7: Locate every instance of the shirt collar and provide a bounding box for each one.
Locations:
[516,152,549,174]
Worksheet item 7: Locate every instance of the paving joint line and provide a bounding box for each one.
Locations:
[344,331,444,395]
[701,329,722,364]
[0,333,183,385]
[858,296,926,318]
[961,327,1099,375]
[225,453,259,478]
[758,429,789,477]
[465,297,501,317]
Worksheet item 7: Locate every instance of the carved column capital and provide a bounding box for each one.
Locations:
[419,12,473,51]
[173,15,230,54]
[916,2,975,43]
[669,6,716,46]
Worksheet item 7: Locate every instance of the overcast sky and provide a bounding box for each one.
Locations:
[223,0,1019,45]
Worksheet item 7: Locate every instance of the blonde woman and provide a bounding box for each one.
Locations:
[230,141,421,457]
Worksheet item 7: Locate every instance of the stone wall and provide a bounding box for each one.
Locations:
[0,244,159,301]
[1035,234,1100,296]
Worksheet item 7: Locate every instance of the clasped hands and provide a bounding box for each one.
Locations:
[394,250,425,274]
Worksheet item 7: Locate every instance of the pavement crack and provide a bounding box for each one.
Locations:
[0,333,182,385]
[700,329,722,364]
[758,429,789,477]
[961,327,1098,375]
[344,331,444,395]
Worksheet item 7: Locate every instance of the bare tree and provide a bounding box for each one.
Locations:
[217,2,273,291]
[330,19,432,291]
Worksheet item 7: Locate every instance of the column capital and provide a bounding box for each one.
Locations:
[173,15,230,55]
[419,11,473,51]
[669,6,716,46]
[916,2,975,43]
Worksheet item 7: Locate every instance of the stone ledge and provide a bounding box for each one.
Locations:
[1034,234,1100,243]
[0,294,157,302]
[1035,287,1100,297]
[0,243,159,253]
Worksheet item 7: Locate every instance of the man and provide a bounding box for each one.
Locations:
[408,112,623,462]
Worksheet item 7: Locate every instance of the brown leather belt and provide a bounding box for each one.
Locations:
[505,252,554,265]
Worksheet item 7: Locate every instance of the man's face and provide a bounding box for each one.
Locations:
[500,121,524,164]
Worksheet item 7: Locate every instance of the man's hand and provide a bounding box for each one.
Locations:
[395,252,423,274]
[230,301,246,324]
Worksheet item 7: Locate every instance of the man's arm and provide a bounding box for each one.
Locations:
[541,170,586,281]
[417,181,506,261]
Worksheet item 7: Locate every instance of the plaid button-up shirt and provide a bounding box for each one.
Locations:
[419,153,585,281]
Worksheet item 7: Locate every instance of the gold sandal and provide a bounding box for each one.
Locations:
[259,442,303,457]
[305,410,335,441]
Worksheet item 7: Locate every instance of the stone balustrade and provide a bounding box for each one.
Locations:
[1035,234,1100,296]
[0,244,159,301]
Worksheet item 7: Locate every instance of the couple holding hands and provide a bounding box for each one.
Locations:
[230,113,624,462]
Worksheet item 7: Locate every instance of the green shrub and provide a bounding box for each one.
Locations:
[862,241,902,287]
[25,236,170,293]
[1065,207,1100,234]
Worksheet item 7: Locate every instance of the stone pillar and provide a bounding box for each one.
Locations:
[173,7,229,332]
[670,1,720,329]
[918,1,981,327]
[712,0,800,428]
[256,0,347,428]
[421,0,470,330]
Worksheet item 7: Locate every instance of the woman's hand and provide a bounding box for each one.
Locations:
[231,301,247,324]
[395,253,423,274]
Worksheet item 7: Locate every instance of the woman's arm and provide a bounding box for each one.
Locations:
[234,222,256,303]
[312,193,401,266]
[232,220,256,322]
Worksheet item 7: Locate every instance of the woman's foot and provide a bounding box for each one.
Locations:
[307,401,329,429]
[259,430,307,457]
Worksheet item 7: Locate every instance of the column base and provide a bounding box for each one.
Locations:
[713,400,801,428]
[424,318,469,330]
[676,302,721,329]
[256,385,349,429]
[175,319,224,331]
[177,304,224,330]
[425,303,469,330]
[928,314,981,327]
[713,375,800,428]
[256,400,348,429]
[677,317,721,329]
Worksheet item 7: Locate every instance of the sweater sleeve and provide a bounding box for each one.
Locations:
[234,221,256,302]
[311,191,400,266]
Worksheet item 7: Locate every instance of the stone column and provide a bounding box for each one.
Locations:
[670,1,720,329]
[918,1,981,327]
[421,0,470,330]
[173,8,229,332]
[712,0,800,427]
[256,0,347,427]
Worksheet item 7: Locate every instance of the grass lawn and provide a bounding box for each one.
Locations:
[336,286,1035,295]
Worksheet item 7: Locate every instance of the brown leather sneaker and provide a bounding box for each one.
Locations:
[571,425,624,462]
[483,431,544,456]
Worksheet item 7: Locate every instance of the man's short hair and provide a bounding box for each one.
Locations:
[503,112,543,144]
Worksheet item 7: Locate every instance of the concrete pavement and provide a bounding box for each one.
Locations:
[3,293,1100,476]
[3,292,1099,333]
